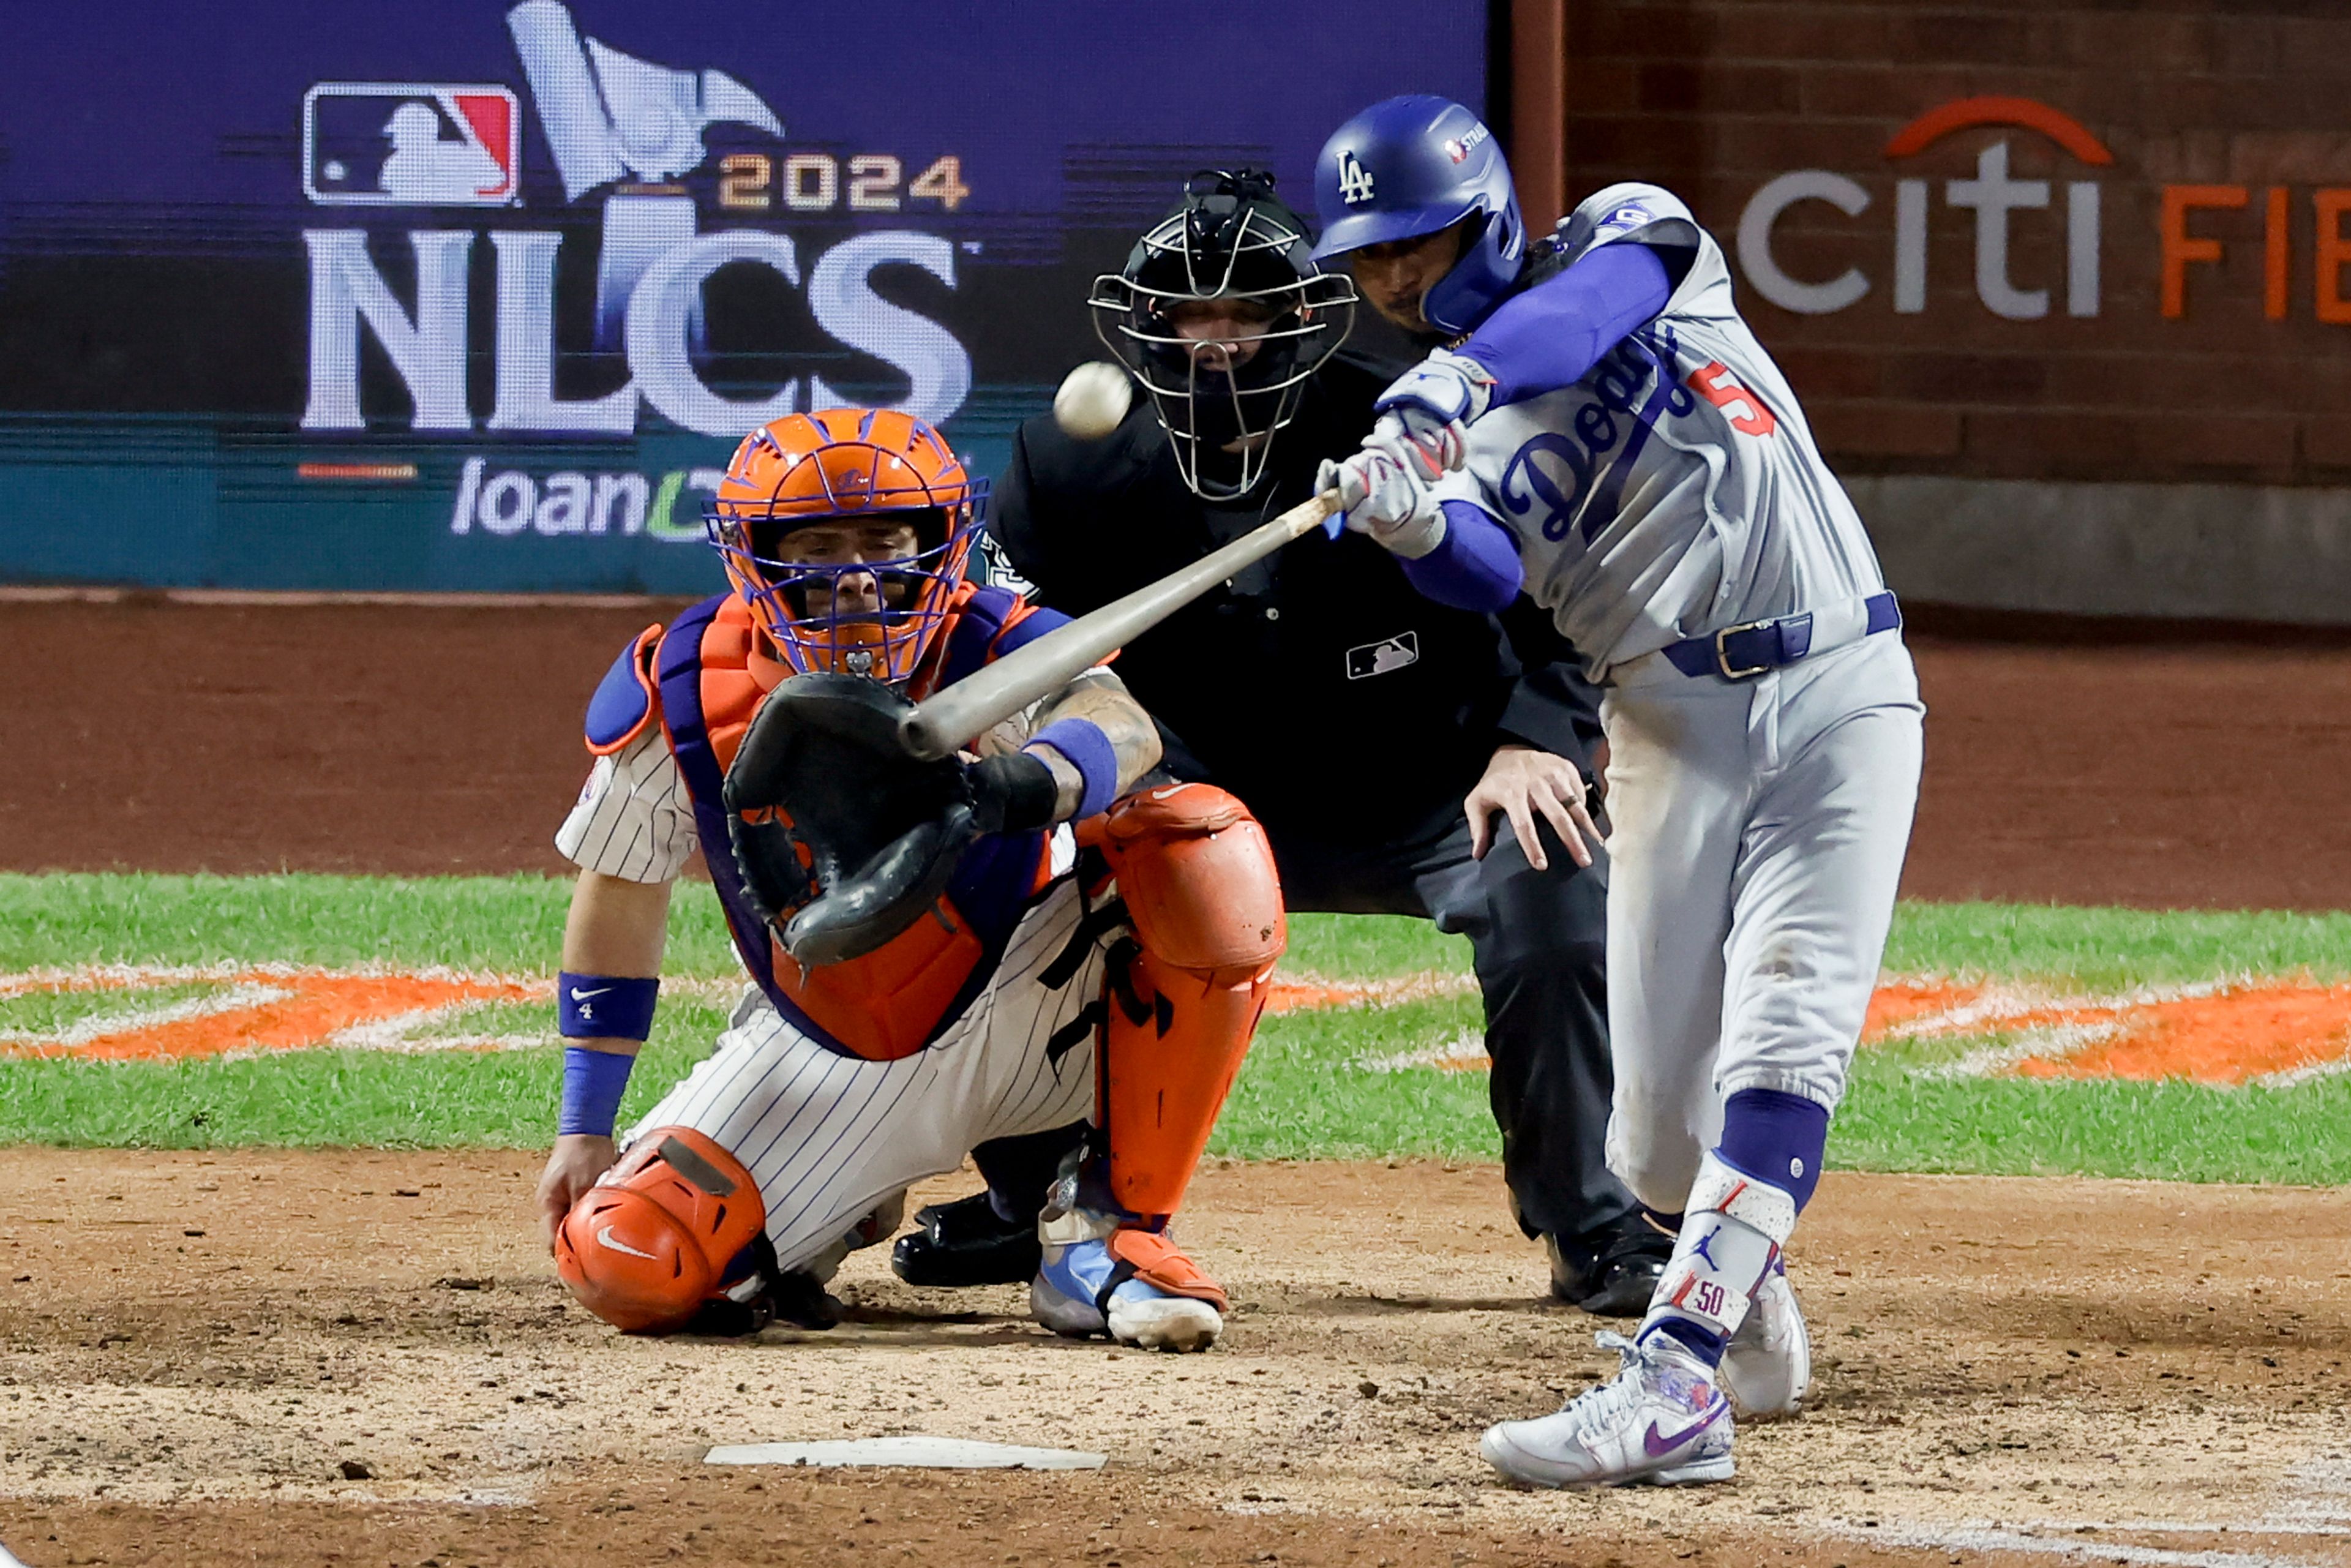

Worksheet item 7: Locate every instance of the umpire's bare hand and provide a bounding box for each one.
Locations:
[1467,744,1600,871]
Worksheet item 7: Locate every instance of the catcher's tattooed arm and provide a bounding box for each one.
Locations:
[1023,668,1163,822]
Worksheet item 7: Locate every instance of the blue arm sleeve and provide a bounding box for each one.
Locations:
[1396,499,1524,613]
[1457,243,1674,408]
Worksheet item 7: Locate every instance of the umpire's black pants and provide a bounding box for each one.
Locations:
[972,802,1637,1248]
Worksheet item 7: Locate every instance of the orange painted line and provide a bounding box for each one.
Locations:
[2011,984,2351,1086]
[3,970,536,1061]
[1862,982,1984,1040]
[1264,981,1363,1015]
[1352,975,2351,1087]
[11,967,2351,1086]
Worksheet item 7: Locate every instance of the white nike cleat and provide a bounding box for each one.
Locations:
[1480,1331,1735,1489]
[1720,1259,1810,1419]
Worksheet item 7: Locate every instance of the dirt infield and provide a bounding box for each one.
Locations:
[0,1151,2345,1567]
[6,596,2351,907]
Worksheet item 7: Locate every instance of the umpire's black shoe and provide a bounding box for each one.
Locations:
[889,1190,1041,1288]
[1547,1215,1675,1318]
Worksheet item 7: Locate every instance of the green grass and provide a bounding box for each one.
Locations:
[0,980,224,1035]
[1,874,2346,1184]
[1883,901,2351,989]
[0,872,737,976]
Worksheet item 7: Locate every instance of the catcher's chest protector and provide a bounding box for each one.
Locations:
[656,593,1057,1062]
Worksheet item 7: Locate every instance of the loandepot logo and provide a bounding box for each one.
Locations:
[1737,93,2351,324]
[298,0,972,448]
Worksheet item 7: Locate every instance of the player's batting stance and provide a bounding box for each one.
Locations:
[1308,99,1923,1485]
[904,170,1670,1316]
[534,407,1283,1352]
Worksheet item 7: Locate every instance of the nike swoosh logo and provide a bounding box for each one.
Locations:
[569,987,612,1002]
[594,1226,658,1260]
[1643,1405,1723,1458]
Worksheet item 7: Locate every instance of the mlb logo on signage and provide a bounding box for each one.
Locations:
[302,84,520,206]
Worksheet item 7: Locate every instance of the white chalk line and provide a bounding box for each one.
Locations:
[1828,1458,2351,1566]
[0,966,754,1056]
[1823,1521,2322,1568]
[1360,1030,1488,1073]
[0,983,292,1047]
[0,961,544,992]
[0,964,543,1057]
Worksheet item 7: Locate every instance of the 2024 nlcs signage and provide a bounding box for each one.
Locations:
[299,1,973,445]
[0,0,1482,591]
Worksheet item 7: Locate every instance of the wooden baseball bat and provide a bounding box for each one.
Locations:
[899,490,1341,762]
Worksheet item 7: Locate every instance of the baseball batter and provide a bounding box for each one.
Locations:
[534,407,1286,1353]
[1308,97,1924,1485]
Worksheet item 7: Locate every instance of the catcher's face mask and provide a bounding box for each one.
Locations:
[706,408,983,685]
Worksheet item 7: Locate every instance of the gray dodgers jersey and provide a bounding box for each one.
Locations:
[1442,182,1888,679]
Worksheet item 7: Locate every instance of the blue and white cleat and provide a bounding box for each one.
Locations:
[1031,1219,1226,1354]
[1480,1330,1735,1488]
[1722,1258,1810,1419]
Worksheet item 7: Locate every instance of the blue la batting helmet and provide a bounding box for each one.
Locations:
[1308,95,1524,336]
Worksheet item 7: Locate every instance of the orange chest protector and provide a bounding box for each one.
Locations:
[654,593,1055,1061]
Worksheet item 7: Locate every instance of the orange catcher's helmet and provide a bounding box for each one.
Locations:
[552,1127,769,1334]
[705,407,984,685]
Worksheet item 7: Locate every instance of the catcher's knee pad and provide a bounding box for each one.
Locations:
[553,1128,769,1334]
[1096,784,1285,1218]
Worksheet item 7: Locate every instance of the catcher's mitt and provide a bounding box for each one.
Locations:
[722,674,1059,967]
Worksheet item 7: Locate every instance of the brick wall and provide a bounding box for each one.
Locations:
[1522,1,2351,489]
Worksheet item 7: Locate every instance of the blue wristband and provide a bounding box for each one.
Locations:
[557,971,660,1040]
[558,1045,637,1138]
[1026,717,1119,820]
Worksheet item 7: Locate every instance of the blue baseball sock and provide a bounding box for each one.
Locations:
[1715,1088,1830,1212]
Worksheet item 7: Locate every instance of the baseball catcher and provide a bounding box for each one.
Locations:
[534,407,1284,1352]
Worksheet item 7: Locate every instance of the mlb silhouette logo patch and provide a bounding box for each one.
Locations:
[302,84,520,206]
[1346,631,1419,680]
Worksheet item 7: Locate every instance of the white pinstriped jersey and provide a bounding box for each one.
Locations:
[1444,182,1889,678]
[557,729,696,885]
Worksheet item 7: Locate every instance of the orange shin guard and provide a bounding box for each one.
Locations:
[1095,784,1286,1220]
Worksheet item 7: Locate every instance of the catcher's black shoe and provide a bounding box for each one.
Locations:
[1548,1214,1675,1318]
[890,1190,1041,1288]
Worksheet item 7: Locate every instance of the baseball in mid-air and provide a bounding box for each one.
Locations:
[1053,361,1132,440]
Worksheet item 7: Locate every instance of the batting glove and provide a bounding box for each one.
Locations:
[1314,440,1447,560]
[1371,349,1496,473]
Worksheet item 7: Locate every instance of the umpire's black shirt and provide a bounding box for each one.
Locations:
[991,351,1602,843]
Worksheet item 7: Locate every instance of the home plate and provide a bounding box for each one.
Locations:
[706,1436,1106,1470]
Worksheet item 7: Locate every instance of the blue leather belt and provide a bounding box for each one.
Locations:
[1661,592,1902,681]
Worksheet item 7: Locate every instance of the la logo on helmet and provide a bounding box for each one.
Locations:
[1337,149,1376,206]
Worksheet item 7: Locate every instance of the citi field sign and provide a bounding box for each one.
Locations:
[298,1,974,540]
[1734,94,2351,323]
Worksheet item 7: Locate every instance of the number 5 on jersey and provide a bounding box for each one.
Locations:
[1687,361,1777,437]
